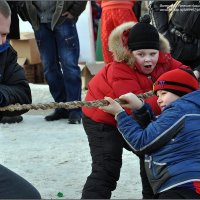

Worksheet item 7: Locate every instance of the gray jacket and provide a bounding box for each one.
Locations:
[25,1,87,30]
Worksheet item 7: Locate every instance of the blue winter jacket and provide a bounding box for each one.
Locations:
[116,90,200,194]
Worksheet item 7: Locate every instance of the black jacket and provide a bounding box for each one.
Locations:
[150,1,200,68]
[20,1,87,31]
[0,46,32,119]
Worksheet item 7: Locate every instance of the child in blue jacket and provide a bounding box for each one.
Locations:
[100,68,200,199]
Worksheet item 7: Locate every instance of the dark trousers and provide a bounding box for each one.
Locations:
[156,188,200,199]
[140,158,154,199]
[0,164,41,199]
[81,115,153,199]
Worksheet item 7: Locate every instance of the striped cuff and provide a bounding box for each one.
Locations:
[114,109,125,120]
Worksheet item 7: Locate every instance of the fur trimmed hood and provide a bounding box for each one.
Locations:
[108,22,170,66]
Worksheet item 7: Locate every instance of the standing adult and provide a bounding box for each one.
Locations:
[98,0,138,63]
[19,1,87,124]
[150,1,200,69]
[0,1,41,198]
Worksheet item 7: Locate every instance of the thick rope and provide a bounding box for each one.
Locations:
[0,90,154,112]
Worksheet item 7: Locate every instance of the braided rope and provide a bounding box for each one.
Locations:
[0,90,154,112]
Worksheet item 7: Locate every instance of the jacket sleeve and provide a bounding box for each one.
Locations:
[133,103,155,128]
[68,1,87,18]
[0,47,32,117]
[116,105,184,154]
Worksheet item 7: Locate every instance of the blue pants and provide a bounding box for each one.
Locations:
[34,19,82,115]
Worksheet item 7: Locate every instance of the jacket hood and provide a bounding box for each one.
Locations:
[178,90,200,110]
[108,22,170,66]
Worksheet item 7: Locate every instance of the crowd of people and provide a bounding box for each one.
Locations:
[0,0,200,199]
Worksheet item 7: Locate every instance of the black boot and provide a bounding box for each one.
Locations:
[0,116,23,124]
[68,112,82,124]
[45,109,69,121]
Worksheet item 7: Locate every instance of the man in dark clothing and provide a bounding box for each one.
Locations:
[0,1,24,123]
[150,1,200,69]
[0,1,41,198]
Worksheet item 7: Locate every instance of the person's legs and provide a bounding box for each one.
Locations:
[139,157,154,199]
[157,188,200,199]
[101,10,115,63]
[55,19,82,123]
[101,8,137,63]
[81,115,124,199]
[34,23,69,120]
[0,164,41,199]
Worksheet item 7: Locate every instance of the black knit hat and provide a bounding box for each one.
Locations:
[128,14,159,51]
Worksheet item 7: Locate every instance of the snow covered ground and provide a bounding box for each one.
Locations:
[0,83,142,199]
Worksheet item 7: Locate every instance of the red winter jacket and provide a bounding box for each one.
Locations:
[82,22,190,126]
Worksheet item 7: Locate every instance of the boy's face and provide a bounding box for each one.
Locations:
[132,49,159,74]
[157,90,180,111]
[0,13,10,45]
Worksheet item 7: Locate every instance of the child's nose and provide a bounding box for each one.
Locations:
[157,96,162,104]
[144,56,151,62]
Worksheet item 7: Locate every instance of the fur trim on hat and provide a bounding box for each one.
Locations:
[108,22,171,67]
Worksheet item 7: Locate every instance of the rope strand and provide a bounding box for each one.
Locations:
[0,90,154,112]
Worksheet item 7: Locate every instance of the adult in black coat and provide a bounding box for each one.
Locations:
[150,1,200,69]
[0,1,29,124]
[0,46,32,119]
[0,2,41,198]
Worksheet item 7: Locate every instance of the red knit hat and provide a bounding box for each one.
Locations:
[153,68,199,96]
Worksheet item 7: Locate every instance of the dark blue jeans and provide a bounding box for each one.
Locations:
[34,19,82,115]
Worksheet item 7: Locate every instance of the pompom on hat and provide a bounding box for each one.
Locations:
[128,14,160,51]
[153,68,199,97]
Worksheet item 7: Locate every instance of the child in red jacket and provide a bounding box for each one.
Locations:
[81,15,200,199]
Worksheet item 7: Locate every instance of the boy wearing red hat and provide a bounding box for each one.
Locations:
[81,15,200,199]
[100,68,200,199]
